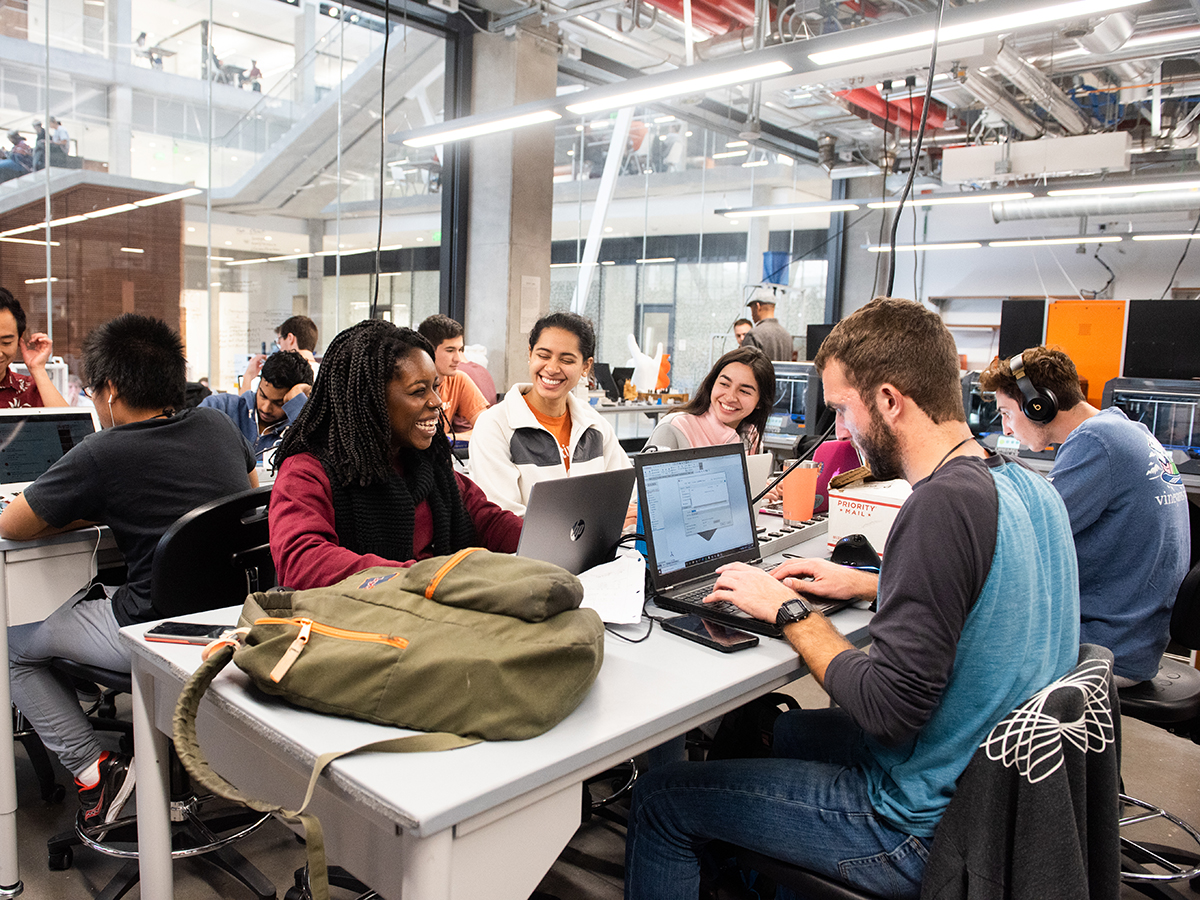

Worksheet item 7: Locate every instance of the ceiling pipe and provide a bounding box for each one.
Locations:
[1069,11,1136,53]
[990,41,1090,135]
[960,70,1043,138]
[991,192,1200,222]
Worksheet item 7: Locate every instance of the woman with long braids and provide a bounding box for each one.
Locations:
[269,320,522,590]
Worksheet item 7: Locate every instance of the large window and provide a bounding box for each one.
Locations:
[0,0,452,391]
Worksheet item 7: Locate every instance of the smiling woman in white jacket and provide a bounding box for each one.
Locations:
[469,312,631,516]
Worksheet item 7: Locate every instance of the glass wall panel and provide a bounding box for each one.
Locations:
[0,0,447,400]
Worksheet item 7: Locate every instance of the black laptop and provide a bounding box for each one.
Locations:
[635,444,848,637]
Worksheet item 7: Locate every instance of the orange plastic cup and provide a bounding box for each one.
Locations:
[781,464,819,523]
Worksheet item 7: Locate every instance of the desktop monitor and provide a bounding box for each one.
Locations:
[962,371,1002,437]
[762,362,825,452]
[1101,377,1200,474]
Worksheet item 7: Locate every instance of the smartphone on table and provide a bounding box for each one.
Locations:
[144,621,232,645]
[661,615,759,653]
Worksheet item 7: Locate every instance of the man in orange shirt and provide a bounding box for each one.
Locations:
[417,314,490,440]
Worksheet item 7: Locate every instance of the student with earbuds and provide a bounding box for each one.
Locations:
[980,347,1190,687]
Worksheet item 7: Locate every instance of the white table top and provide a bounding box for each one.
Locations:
[122,582,871,839]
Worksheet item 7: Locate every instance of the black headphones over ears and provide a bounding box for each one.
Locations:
[1009,352,1058,423]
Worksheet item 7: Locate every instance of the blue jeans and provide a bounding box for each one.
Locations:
[624,708,931,900]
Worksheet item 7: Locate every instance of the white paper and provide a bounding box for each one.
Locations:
[578,552,645,625]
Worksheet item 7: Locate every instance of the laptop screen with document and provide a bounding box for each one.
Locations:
[636,444,760,591]
[0,408,101,491]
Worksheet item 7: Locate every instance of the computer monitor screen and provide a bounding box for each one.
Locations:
[1105,383,1200,455]
[962,371,1002,437]
[764,362,823,442]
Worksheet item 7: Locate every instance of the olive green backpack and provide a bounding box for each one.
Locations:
[172,548,604,900]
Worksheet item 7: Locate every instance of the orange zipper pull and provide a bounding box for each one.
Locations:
[269,618,313,683]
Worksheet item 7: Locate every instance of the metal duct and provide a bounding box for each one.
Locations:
[991,192,1200,222]
[1073,11,1136,54]
[992,41,1090,135]
[960,70,1042,138]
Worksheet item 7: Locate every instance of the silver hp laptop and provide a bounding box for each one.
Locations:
[517,468,637,575]
[0,407,102,497]
[636,443,846,637]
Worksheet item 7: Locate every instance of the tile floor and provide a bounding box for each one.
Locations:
[10,674,1200,899]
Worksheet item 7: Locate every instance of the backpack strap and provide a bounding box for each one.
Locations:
[172,642,478,900]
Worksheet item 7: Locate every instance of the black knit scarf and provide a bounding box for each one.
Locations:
[325,450,476,562]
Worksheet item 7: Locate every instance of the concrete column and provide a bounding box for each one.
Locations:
[108,0,131,63]
[294,0,318,106]
[744,182,771,284]
[839,174,891,315]
[107,85,132,177]
[464,28,558,391]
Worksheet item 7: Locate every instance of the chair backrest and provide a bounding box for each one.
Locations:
[920,644,1121,900]
[150,485,274,618]
[1170,558,1200,651]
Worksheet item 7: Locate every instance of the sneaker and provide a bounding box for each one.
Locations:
[76,751,136,827]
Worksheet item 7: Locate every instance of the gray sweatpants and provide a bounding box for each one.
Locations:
[8,585,126,777]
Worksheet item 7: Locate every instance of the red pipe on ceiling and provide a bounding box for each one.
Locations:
[836,87,948,132]
[639,0,753,35]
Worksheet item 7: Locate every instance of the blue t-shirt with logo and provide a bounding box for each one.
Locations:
[1048,407,1190,681]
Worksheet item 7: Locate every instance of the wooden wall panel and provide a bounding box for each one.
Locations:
[0,184,182,377]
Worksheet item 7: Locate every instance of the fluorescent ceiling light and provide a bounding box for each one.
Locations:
[134,188,203,207]
[404,110,561,148]
[637,257,675,263]
[550,262,579,268]
[600,260,615,265]
[1131,233,1200,241]
[809,0,1149,66]
[48,215,89,227]
[84,204,138,219]
[742,159,769,168]
[1048,180,1200,197]
[868,192,1034,209]
[119,247,144,253]
[0,237,59,246]
[24,277,59,284]
[713,150,748,159]
[989,236,1122,247]
[226,258,271,267]
[867,242,983,252]
[565,60,793,115]
[829,164,882,180]
[653,115,677,124]
[209,255,235,261]
[1,225,46,236]
[720,203,860,218]
[726,140,749,148]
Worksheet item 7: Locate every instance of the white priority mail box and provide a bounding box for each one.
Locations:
[827,479,912,556]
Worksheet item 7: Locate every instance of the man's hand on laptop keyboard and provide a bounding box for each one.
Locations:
[705,562,799,624]
[770,558,878,605]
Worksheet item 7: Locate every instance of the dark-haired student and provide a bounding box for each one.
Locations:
[268,320,522,591]
[417,314,490,432]
[0,287,68,407]
[470,312,630,516]
[201,350,313,457]
[2,314,256,829]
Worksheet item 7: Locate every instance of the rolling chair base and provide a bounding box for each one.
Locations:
[1120,793,1200,895]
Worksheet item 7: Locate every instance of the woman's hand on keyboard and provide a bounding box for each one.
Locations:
[770,558,878,604]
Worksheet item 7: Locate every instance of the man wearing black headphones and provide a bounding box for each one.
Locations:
[980,347,1190,687]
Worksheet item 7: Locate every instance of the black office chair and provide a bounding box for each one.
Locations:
[45,486,277,900]
[712,645,1122,900]
[1118,559,1200,895]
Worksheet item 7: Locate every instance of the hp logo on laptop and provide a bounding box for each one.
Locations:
[569,519,586,542]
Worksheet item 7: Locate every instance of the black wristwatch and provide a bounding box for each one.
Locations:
[775,597,812,628]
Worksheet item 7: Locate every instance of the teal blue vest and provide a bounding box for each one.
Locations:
[864,462,1080,837]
